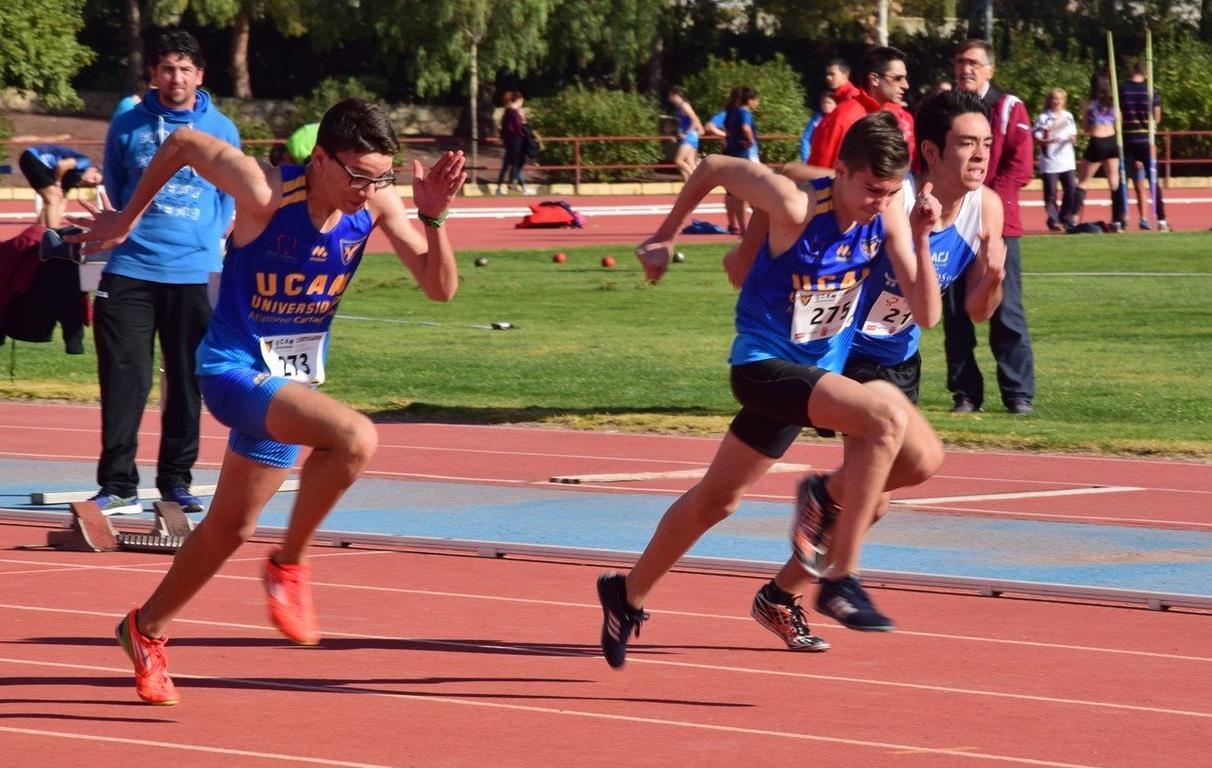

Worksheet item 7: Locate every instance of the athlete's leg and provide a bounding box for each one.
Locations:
[262,383,378,565]
[773,379,941,595]
[625,431,776,608]
[138,447,289,638]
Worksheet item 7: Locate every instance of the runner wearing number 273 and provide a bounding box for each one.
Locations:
[68,99,466,705]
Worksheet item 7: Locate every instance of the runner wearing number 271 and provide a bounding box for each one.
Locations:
[68,99,466,705]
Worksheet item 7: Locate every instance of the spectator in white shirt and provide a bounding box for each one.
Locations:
[1033,87,1078,231]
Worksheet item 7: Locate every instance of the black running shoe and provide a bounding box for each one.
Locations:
[750,589,830,651]
[596,572,648,668]
[816,575,896,632]
[790,473,838,575]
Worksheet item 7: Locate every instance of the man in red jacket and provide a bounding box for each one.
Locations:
[807,47,915,172]
[943,38,1036,415]
[825,59,860,105]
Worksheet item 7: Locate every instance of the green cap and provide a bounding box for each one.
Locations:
[285,123,320,164]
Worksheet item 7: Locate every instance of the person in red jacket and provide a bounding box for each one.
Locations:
[825,59,860,105]
[807,47,915,172]
[943,38,1036,415]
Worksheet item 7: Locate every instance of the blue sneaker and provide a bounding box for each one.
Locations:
[596,572,648,668]
[90,492,141,517]
[160,486,204,515]
[816,575,896,632]
[790,473,838,576]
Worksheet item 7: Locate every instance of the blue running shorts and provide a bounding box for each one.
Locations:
[200,368,300,468]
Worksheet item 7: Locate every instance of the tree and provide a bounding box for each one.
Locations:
[352,0,556,184]
[546,0,665,90]
[152,0,311,99]
[0,2,96,109]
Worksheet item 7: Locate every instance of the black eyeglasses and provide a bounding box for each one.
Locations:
[327,151,396,191]
[881,73,909,84]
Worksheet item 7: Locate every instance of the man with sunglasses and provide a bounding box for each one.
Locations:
[69,98,467,706]
[807,46,915,173]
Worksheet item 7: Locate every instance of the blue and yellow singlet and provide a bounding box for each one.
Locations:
[196,164,374,385]
[731,177,887,373]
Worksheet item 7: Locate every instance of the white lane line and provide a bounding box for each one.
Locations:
[895,486,1145,505]
[890,504,1212,529]
[0,657,1168,768]
[0,725,397,768]
[3,583,1210,664]
[550,463,810,484]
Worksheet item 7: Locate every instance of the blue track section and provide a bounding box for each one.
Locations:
[3,459,1210,596]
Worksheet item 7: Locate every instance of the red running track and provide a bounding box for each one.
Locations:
[0,402,1209,531]
[1,524,1211,767]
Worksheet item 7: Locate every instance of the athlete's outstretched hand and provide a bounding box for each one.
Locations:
[63,199,132,257]
[909,181,941,238]
[412,151,467,220]
[636,236,673,283]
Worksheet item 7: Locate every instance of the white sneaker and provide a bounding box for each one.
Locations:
[521,186,537,196]
[1158,219,1171,232]
[494,185,506,195]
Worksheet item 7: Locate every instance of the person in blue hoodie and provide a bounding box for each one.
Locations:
[92,29,240,517]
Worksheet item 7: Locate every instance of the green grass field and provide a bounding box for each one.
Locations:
[2,231,1209,457]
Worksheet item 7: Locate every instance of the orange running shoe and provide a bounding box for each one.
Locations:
[114,610,179,706]
[263,553,320,645]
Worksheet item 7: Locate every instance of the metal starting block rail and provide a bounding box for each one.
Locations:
[45,500,195,553]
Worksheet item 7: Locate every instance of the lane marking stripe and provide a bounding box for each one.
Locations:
[895,486,1145,505]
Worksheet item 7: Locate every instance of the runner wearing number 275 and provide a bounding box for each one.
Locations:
[68,99,466,705]
[595,112,946,668]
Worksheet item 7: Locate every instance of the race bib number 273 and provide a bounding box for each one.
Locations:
[260,332,327,385]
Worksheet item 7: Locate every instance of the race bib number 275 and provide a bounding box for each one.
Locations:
[790,283,862,343]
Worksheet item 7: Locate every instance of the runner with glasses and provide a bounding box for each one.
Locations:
[68,98,467,706]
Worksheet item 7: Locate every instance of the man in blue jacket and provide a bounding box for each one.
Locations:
[93,29,240,516]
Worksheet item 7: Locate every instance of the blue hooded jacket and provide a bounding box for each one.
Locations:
[102,88,240,284]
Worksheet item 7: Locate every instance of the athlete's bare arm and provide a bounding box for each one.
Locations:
[637,154,811,282]
[963,186,1006,322]
[369,152,466,302]
[884,184,943,329]
[66,130,276,256]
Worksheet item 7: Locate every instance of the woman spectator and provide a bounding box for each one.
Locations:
[1033,87,1078,231]
[1072,74,1125,230]
[496,91,534,196]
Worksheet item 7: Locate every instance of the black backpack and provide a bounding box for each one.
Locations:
[523,124,542,159]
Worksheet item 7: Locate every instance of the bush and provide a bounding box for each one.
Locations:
[0,112,13,141]
[681,54,811,164]
[528,87,664,182]
[233,115,275,159]
[293,77,385,124]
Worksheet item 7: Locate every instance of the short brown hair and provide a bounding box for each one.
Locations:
[837,111,909,179]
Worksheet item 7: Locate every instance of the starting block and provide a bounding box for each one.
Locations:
[46,500,195,553]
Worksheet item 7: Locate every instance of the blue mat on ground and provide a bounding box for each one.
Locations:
[2,458,1209,596]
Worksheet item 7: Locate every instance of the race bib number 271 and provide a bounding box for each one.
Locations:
[260,332,327,385]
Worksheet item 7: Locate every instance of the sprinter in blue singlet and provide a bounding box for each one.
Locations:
[71,99,467,705]
[594,112,947,669]
[848,91,1006,404]
[668,87,704,181]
